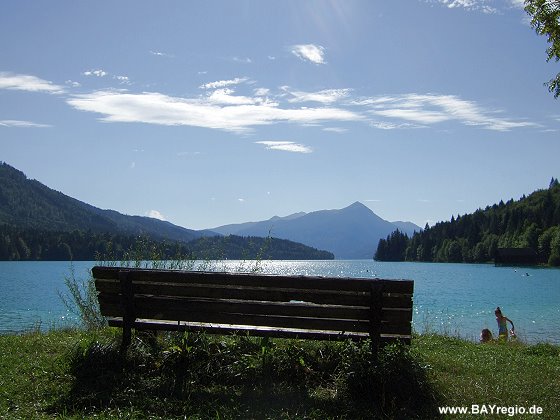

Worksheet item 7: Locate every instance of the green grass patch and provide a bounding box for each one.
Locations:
[1,329,559,419]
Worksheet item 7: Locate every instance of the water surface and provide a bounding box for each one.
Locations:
[0,260,558,343]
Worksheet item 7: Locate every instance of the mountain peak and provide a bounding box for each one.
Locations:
[345,201,369,211]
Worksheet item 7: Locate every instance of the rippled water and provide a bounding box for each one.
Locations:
[1,260,559,343]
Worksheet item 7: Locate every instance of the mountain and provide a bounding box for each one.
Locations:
[211,202,421,259]
[0,162,211,243]
[0,162,335,261]
[391,221,422,235]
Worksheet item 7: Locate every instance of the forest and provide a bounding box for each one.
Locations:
[0,226,333,261]
[375,179,560,266]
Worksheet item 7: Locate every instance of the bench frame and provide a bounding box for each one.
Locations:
[92,266,414,354]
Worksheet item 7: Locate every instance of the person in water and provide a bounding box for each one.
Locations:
[480,328,493,343]
[495,307,515,340]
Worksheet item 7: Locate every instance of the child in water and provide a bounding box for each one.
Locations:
[480,328,493,343]
[495,307,515,341]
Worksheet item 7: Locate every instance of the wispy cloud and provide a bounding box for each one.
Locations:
[283,87,351,104]
[291,44,326,64]
[2,70,538,135]
[322,127,348,133]
[433,0,497,14]
[83,69,108,77]
[66,90,362,133]
[232,56,252,64]
[0,119,51,128]
[256,141,312,153]
[65,80,81,88]
[150,50,174,58]
[114,75,131,85]
[0,72,65,94]
[199,77,248,90]
[363,93,537,131]
[206,88,260,105]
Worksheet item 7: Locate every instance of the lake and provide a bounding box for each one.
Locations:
[0,260,558,344]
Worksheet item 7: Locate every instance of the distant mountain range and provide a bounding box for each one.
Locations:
[211,202,421,259]
[0,161,420,259]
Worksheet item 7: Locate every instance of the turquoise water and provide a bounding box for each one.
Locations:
[0,260,559,343]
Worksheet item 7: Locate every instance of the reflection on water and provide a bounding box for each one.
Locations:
[1,260,559,343]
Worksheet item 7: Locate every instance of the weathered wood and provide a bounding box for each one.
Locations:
[92,266,414,294]
[106,318,412,345]
[119,271,134,352]
[94,279,412,308]
[93,266,414,352]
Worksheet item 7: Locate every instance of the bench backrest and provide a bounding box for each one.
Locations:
[93,266,414,345]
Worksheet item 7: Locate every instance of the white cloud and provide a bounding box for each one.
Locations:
[66,90,363,133]
[254,88,270,96]
[0,72,65,94]
[146,210,166,221]
[206,88,258,105]
[65,80,81,88]
[435,0,497,13]
[0,119,51,128]
[233,56,252,64]
[369,121,417,130]
[150,50,174,58]
[256,141,312,153]
[199,77,247,90]
[114,75,131,85]
[322,127,348,133]
[284,88,351,104]
[291,44,326,64]
[83,69,108,77]
[366,93,537,131]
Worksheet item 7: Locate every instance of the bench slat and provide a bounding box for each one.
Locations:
[97,294,412,323]
[92,266,414,294]
[95,279,412,308]
[106,317,411,344]
[100,303,411,336]
[108,317,410,343]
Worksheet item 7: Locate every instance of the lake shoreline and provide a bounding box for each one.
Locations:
[1,260,559,343]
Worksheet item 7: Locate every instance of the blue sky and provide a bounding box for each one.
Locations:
[1,0,559,230]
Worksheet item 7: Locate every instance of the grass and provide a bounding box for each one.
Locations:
[1,329,559,419]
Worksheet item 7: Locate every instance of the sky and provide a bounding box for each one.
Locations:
[1,0,559,231]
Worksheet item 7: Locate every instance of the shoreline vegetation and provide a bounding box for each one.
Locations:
[375,180,560,267]
[1,328,558,419]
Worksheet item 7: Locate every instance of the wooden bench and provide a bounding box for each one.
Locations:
[92,266,414,353]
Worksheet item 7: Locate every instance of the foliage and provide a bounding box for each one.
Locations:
[59,264,107,330]
[53,331,439,418]
[376,180,560,265]
[375,229,409,261]
[186,235,334,260]
[525,0,560,98]
[0,227,334,261]
[3,330,560,419]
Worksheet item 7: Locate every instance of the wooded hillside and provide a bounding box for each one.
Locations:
[375,179,560,266]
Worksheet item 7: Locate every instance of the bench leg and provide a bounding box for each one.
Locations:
[369,283,383,359]
[119,270,134,354]
[121,324,132,353]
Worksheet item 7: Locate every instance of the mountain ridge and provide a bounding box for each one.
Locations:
[1,161,421,259]
[211,201,421,259]
[0,162,211,243]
